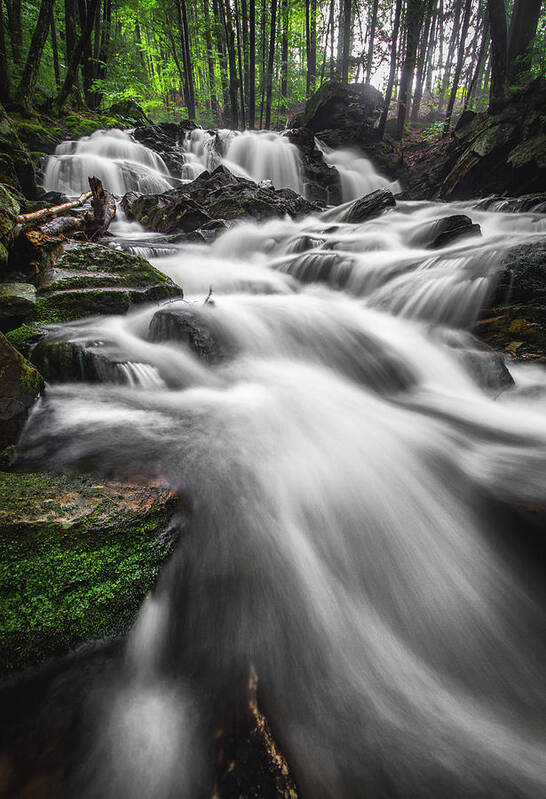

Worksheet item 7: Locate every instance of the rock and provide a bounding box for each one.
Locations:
[472,194,546,214]
[32,242,183,324]
[297,80,384,136]
[0,282,37,331]
[410,214,482,249]
[401,78,546,200]
[341,189,396,223]
[0,183,20,267]
[474,239,546,361]
[0,331,44,451]
[284,126,342,204]
[149,307,226,362]
[0,103,36,197]
[0,470,179,673]
[132,121,195,173]
[122,165,322,234]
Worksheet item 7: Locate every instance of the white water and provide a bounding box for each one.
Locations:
[23,132,546,798]
[44,125,399,200]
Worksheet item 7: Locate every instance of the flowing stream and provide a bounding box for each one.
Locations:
[19,130,546,798]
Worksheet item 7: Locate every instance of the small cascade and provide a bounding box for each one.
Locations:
[43,129,174,196]
[180,128,223,180]
[117,361,165,388]
[316,138,401,201]
[225,131,304,192]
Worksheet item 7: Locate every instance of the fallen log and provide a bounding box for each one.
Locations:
[16,191,93,224]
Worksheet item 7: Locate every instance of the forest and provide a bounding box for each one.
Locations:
[0,0,545,135]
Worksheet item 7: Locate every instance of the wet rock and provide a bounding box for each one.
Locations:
[149,307,224,362]
[0,282,37,331]
[475,239,546,361]
[132,121,196,173]
[410,215,482,249]
[285,126,342,204]
[341,189,396,223]
[0,183,20,273]
[32,242,183,324]
[122,165,322,234]
[0,470,178,673]
[0,331,44,451]
[472,194,546,214]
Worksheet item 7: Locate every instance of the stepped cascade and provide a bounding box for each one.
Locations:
[16,128,546,799]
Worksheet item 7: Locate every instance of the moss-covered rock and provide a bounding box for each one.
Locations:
[0,182,20,252]
[0,332,44,451]
[32,242,183,323]
[4,324,45,358]
[0,282,37,331]
[0,471,179,673]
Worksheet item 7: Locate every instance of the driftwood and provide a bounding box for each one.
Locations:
[16,191,93,224]
[86,176,116,238]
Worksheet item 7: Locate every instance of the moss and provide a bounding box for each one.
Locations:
[0,471,177,673]
[62,112,129,139]
[5,325,44,358]
[9,114,64,152]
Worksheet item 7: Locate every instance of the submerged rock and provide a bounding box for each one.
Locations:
[0,332,44,451]
[410,215,482,249]
[122,164,322,235]
[0,471,179,673]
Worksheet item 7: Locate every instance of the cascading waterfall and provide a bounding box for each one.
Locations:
[316,138,401,200]
[16,156,546,798]
[43,129,174,195]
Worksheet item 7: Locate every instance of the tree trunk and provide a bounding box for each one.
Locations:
[487,0,508,109]
[264,0,278,128]
[281,0,288,113]
[64,0,76,66]
[364,0,379,83]
[442,0,473,133]
[55,0,100,113]
[438,0,463,113]
[507,0,543,83]
[233,0,247,126]
[203,0,218,114]
[306,0,316,94]
[50,7,60,87]
[176,0,196,119]
[329,0,335,78]
[378,0,402,138]
[396,0,425,139]
[6,0,23,67]
[221,0,239,127]
[0,0,11,103]
[248,0,256,127]
[212,0,230,121]
[464,16,489,110]
[16,0,57,111]
[410,0,435,121]
[341,0,352,83]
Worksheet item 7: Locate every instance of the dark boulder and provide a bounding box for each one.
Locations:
[132,122,189,173]
[0,104,36,198]
[106,101,151,126]
[472,195,546,214]
[410,215,482,249]
[474,239,546,361]
[149,307,225,362]
[122,165,322,235]
[341,189,396,223]
[0,331,44,451]
[284,127,342,204]
[297,80,384,136]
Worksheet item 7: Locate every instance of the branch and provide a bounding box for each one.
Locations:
[17,190,92,224]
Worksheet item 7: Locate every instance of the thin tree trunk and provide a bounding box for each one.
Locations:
[264,0,278,128]
[364,0,379,83]
[203,0,218,114]
[341,0,352,83]
[486,0,508,109]
[6,0,23,66]
[410,0,435,120]
[438,0,463,113]
[234,0,247,126]
[329,0,335,78]
[281,0,288,113]
[378,0,402,138]
[180,0,196,118]
[465,21,489,109]
[442,0,473,133]
[212,0,230,121]
[50,6,60,86]
[55,0,100,113]
[221,0,239,127]
[396,0,425,139]
[248,0,256,127]
[16,0,57,111]
[0,0,11,102]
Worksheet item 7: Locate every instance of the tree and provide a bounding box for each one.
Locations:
[442,0,473,133]
[378,0,402,138]
[16,0,57,111]
[396,0,426,138]
[264,0,278,128]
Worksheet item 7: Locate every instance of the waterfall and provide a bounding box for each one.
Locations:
[316,138,402,201]
[43,129,174,196]
[16,184,546,798]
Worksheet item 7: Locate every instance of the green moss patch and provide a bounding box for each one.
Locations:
[0,471,178,674]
